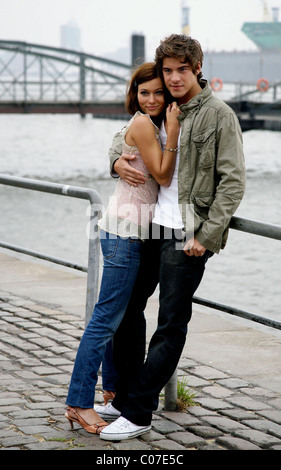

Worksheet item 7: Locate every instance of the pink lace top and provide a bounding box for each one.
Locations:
[98,112,160,240]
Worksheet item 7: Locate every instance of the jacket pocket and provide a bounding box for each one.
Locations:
[193,194,214,220]
[193,126,216,169]
[194,194,214,208]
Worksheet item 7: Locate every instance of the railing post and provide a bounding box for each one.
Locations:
[85,195,101,327]
[80,54,86,118]
[23,47,27,102]
[164,369,177,411]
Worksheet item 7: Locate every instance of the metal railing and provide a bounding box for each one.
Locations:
[165,216,281,411]
[1,174,281,411]
[194,216,281,330]
[0,174,102,327]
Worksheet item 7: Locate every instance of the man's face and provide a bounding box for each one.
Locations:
[162,57,201,105]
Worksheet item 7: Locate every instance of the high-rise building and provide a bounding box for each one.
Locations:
[60,20,81,51]
[181,0,190,36]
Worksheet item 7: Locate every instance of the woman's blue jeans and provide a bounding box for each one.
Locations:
[102,339,118,391]
[66,230,142,408]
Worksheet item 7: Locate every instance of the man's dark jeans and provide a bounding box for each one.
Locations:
[112,224,211,426]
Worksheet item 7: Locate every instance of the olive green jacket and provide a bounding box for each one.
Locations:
[108,80,246,253]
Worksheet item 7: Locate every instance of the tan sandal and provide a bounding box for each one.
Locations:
[65,406,108,434]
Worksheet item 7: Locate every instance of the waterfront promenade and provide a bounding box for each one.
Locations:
[1,250,281,451]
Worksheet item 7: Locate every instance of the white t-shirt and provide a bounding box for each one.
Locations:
[152,121,184,229]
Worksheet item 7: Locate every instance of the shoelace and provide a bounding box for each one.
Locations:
[116,417,131,430]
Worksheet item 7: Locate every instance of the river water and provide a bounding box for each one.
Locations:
[0,114,280,325]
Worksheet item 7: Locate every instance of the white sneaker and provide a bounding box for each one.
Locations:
[100,416,151,441]
[94,402,121,421]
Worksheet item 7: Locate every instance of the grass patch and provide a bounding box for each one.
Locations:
[176,377,197,411]
[47,437,85,449]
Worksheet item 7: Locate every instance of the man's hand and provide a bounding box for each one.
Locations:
[183,237,206,257]
[114,154,146,187]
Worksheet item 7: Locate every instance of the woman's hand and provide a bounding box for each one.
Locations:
[166,102,180,133]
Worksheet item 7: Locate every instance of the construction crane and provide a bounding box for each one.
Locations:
[259,0,273,22]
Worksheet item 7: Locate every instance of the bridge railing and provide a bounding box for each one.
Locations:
[1,40,281,110]
[0,174,281,410]
[0,40,131,104]
[229,81,281,103]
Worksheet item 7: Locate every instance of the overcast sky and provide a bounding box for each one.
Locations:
[1,0,280,58]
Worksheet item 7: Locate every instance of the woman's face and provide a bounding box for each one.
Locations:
[137,77,165,117]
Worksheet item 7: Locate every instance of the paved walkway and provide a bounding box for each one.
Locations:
[1,250,281,451]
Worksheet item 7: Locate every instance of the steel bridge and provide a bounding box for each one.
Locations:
[0,40,131,117]
[0,40,281,130]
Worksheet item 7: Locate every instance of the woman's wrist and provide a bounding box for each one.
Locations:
[164,147,178,153]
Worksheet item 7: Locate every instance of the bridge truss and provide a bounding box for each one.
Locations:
[0,40,131,115]
[0,40,280,129]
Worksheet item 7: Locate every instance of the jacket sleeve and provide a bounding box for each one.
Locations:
[108,131,123,178]
[195,111,246,253]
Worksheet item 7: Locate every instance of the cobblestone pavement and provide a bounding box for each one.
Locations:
[1,290,281,452]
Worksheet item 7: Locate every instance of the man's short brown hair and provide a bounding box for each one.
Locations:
[155,34,203,81]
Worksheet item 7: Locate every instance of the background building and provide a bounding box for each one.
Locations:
[60,20,81,51]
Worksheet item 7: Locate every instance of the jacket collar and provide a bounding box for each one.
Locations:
[178,80,212,119]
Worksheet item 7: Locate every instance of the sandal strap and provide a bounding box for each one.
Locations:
[95,421,108,432]
[66,407,108,432]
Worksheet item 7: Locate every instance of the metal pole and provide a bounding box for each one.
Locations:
[84,194,102,327]
[164,369,177,411]
[40,56,43,100]
[80,54,86,118]
[23,48,27,102]
[230,216,281,241]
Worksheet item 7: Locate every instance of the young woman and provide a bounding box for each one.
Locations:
[65,62,180,434]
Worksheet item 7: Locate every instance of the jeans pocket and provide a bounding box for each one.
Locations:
[129,237,142,245]
[101,236,119,260]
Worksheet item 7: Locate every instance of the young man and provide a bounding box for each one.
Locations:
[97,34,245,441]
